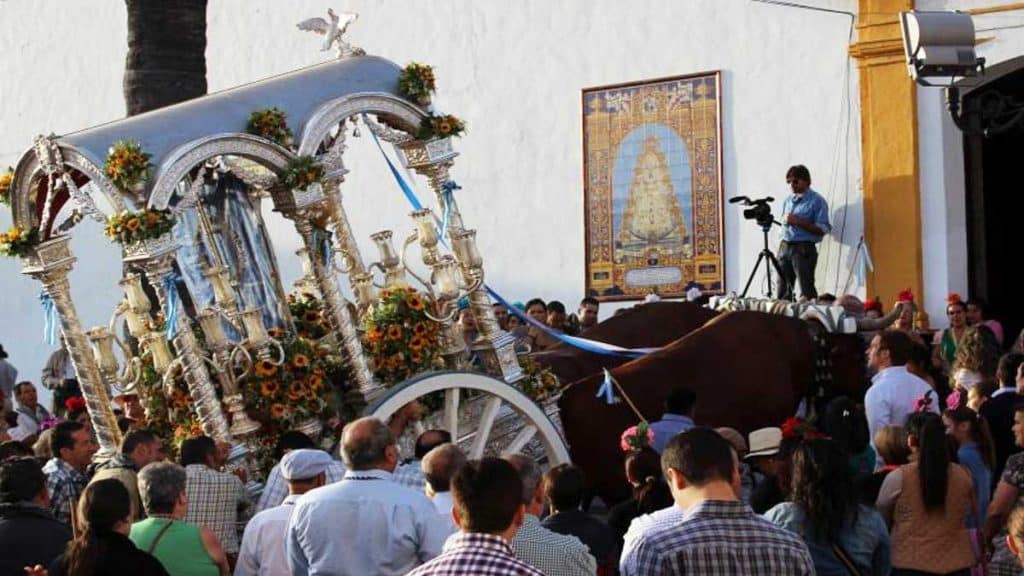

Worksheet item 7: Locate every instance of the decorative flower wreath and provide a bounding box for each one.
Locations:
[104,140,152,191]
[398,62,437,106]
[417,114,466,140]
[897,289,915,303]
[283,155,325,191]
[104,208,175,245]
[287,292,331,340]
[246,107,293,148]
[0,167,13,206]
[620,422,654,453]
[516,355,562,404]
[362,285,445,385]
[948,292,963,305]
[0,225,40,257]
[781,416,825,441]
[242,335,337,433]
[65,396,87,414]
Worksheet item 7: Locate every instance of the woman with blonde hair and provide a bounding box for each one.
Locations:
[951,325,1001,392]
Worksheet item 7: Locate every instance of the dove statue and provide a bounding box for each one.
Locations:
[297,9,362,58]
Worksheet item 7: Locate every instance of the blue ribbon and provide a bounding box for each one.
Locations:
[366,115,423,211]
[163,273,181,340]
[596,368,618,404]
[368,123,659,360]
[439,180,460,238]
[39,292,58,346]
[312,229,332,268]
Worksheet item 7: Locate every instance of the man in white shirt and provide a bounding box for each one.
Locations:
[421,443,466,532]
[865,330,937,464]
[286,417,452,576]
[236,449,331,576]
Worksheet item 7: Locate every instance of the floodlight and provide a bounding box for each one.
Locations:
[900,11,984,85]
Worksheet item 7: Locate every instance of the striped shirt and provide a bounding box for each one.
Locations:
[184,464,249,554]
[620,499,814,576]
[42,457,88,526]
[408,532,544,576]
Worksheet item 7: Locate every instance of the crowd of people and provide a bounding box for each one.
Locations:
[5,289,1024,575]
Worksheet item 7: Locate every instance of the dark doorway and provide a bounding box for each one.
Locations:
[962,65,1024,348]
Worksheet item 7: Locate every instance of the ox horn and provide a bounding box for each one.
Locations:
[855,301,909,332]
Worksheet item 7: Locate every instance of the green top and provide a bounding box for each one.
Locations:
[130,517,219,576]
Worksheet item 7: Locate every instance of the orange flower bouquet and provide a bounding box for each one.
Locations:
[0,167,13,205]
[246,107,293,148]
[105,208,175,245]
[104,140,152,192]
[417,114,466,140]
[0,225,40,257]
[398,62,437,106]
[362,285,445,385]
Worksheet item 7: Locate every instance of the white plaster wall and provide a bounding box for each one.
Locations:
[916,0,1024,327]
[0,0,863,404]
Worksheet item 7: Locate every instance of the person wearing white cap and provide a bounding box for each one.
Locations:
[745,427,785,514]
[236,449,331,576]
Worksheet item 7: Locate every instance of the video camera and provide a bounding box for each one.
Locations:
[728,196,776,228]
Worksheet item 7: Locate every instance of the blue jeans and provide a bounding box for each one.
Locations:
[778,241,818,300]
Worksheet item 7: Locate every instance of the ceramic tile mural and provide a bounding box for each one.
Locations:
[583,72,724,301]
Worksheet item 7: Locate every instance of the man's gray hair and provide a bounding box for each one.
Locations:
[341,417,395,470]
[421,443,467,493]
[505,453,542,506]
[138,461,186,515]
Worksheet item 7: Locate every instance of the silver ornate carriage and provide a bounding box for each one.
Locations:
[5,48,569,470]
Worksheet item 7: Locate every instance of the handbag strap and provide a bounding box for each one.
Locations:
[146,519,176,555]
[831,541,864,576]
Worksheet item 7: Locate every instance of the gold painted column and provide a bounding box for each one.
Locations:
[850,0,926,318]
[847,0,929,317]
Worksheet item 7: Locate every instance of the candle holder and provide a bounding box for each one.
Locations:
[351,272,377,314]
[193,307,263,437]
[119,274,152,314]
[86,325,142,398]
[369,230,406,287]
[204,265,237,309]
[139,331,175,374]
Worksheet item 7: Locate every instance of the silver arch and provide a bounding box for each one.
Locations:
[10,143,128,232]
[298,92,426,156]
[147,133,294,210]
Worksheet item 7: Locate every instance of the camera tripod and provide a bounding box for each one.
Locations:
[741,221,790,298]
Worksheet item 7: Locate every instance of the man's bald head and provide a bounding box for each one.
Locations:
[422,443,467,494]
[341,417,395,471]
[415,429,452,460]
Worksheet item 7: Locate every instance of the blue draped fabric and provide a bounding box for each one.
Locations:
[172,175,286,331]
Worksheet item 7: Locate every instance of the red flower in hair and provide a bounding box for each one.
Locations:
[781,417,824,441]
[864,298,882,313]
[947,293,963,305]
[65,396,86,413]
[897,289,915,303]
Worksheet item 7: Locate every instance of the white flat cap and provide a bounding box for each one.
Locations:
[280,449,333,481]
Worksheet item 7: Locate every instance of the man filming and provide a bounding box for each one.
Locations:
[778,165,830,301]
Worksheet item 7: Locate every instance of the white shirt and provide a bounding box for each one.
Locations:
[235,494,299,576]
[865,366,937,462]
[286,468,453,576]
[430,491,458,533]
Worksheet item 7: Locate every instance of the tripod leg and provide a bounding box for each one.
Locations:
[767,251,790,299]
[741,252,767,298]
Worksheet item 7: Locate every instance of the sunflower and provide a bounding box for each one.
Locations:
[412,322,428,336]
[287,386,305,402]
[405,294,425,311]
[410,351,423,365]
[368,326,384,343]
[260,380,280,398]
[291,354,310,370]
[388,353,404,369]
[409,336,426,352]
[309,374,323,390]
[270,403,287,418]
[255,360,278,378]
[386,325,403,341]
[126,218,141,232]
[438,122,452,135]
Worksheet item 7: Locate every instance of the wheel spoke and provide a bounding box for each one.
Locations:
[503,424,538,455]
[444,387,460,440]
[413,420,426,437]
[469,396,503,459]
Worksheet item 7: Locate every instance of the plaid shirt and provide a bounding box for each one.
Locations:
[394,459,426,491]
[620,500,814,576]
[184,464,250,554]
[512,514,596,576]
[42,458,89,526]
[255,459,346,513]
[408,532,545,576]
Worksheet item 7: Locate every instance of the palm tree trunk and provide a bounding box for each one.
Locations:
[124,0,208,116]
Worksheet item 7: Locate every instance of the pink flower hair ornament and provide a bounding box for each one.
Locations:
[914,390,935,413]
[946,388,965,412]
[620,422,654,453]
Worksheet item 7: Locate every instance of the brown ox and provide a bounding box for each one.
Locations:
[531,302,720,385]
[556,310,862,505]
